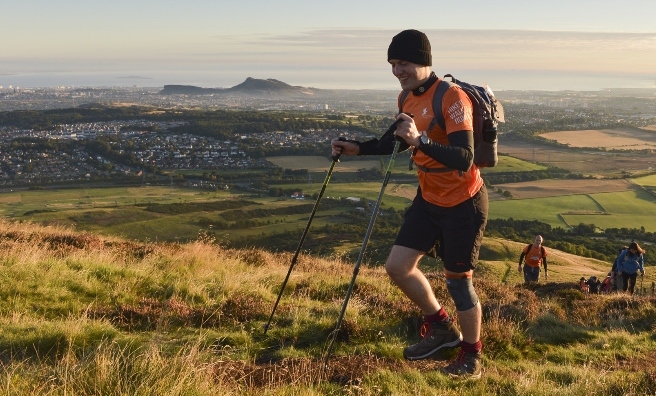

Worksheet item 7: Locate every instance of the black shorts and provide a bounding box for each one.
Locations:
[394,184,488,273]
[523,265,540,282]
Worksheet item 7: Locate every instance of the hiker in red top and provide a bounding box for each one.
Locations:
[518,235,548,283]
[331,29,487,380]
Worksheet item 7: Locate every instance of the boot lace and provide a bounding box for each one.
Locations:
[419,321,430,338]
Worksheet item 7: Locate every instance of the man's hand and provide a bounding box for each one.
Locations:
[393,112,422,146]
[545,270,549,279]
[640,270,645,276]
[331,138,359,157]
[517,264,522,273]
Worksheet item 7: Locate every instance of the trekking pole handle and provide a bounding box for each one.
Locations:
[381,113,414,141]
[330,137,347,162]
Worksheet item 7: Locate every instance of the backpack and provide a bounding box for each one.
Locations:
[400,74,505,171]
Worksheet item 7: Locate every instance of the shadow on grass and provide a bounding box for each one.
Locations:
[527,313,594,345]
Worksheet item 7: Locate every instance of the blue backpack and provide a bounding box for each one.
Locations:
[400,74,505,170]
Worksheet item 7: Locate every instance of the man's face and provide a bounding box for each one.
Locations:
[534,236,543,245]
[389,59,431,91]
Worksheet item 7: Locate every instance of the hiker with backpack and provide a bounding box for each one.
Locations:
[330,29,503,380]
[600,273,613,293]
[518,235,548,283]
[611,246,628,292]
[615,242,646,295]
[586,276,602,294]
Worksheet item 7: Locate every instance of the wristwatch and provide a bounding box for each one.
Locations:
[419,134,431,147]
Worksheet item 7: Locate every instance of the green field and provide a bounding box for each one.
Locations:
[632,174,656,187]
[489,194,601,227]
[267,155,382,172]
[268,154,543,178]
[562,190,656,230]
[271,181,413,211]
[489,189,656,232]
[481,155,548,173]
[1,163,655,247]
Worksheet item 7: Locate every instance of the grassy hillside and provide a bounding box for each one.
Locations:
[0,220,654,395]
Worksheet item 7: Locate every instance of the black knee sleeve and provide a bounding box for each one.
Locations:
[446,277,479,311]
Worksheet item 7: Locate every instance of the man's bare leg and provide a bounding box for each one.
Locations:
[385,245,441,314]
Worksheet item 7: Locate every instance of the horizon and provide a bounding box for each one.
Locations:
[2,1,656,92]
[3,71,656,93]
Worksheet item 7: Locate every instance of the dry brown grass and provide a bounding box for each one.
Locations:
[1,219,655,395]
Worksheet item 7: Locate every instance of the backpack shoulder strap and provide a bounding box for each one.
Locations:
[398,90,411,113]
[430,79,453,131]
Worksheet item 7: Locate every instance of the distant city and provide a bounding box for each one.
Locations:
[1,82,655,189]
[2,83,655,113]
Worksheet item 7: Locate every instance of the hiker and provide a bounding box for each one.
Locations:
[331,29,487,379]
[518,235,548,283]
[586,276,602,294]
[616,242,646,295]
[579,277,589,293]
[611,246,628,292]
[600,273,613,293]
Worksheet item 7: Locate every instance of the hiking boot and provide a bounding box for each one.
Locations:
[441,349,482,380]
[403,319,463,360]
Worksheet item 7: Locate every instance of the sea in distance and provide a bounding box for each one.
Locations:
[1,69,655,92]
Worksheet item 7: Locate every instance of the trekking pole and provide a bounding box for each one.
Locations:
[263,141,345,334]
[322,116,410,367]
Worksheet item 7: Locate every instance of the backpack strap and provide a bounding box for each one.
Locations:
[398,78,452,129]
[522,244,532,264]
[398,90,411,113]
[414,163,459,173]
[400,79,455,172]
[429,79,453,131]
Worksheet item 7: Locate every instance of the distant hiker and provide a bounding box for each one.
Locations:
[518,235,548,283]
[616,242,646,295]
[586,276,602,294]
[610,246,628,291]
[331,29,487,379]
[579,277,589,293]
[600,273,613,293]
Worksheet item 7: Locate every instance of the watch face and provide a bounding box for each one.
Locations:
[420,135,429,145]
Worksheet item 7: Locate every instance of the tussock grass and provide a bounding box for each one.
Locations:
[0,219,655,395]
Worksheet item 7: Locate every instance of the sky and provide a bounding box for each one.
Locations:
[1,0,656,91]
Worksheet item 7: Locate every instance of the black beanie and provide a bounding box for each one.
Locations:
[387,29,432,66]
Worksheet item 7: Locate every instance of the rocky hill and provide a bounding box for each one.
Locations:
[159,77,318,96]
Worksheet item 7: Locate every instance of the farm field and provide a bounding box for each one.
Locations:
[499,139,656,176]
[266,155,382,172]
[493,178,636,199]
[563,189,656,230]
[2,172,655,246]
[489,189,656,232]
[0,186,231,218]
[632,174,656,187]
[269,154,544,176]
[539,126,656,150]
